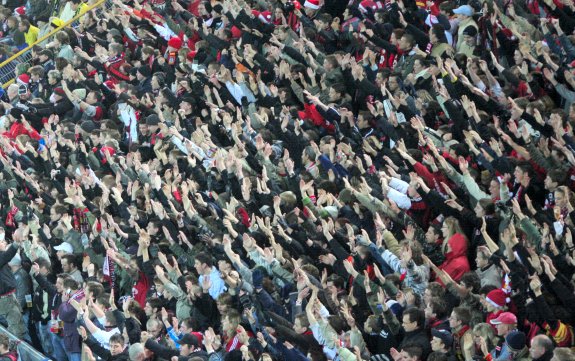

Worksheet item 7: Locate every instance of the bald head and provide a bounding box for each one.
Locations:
[530,335,554,359]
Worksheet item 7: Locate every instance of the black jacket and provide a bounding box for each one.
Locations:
[85,337,129,361]
[0,244,19,295]
[400,328,431,360]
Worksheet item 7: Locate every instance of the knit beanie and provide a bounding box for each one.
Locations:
[506,331,526,352]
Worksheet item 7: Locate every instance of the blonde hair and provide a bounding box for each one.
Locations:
[442,217,467,253]
[473,323,498,348]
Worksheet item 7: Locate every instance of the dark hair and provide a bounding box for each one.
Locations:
[459,272,480,293]
[61,254,79,270]
[452,306,471,326]
[402,344,423,359]
[146,297,163,311]
[35,257,51,270]
[109,333,125,346]
[516,161,535,179]
[194,252,213,268]
[404,308,425,329]
[63,278,79,291]
[428,298,449,319]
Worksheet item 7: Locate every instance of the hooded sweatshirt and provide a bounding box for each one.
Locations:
[438,234,470,284]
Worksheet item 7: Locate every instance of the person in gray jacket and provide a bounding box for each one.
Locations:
[8,252,32,342]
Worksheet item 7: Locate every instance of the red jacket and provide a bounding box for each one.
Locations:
[438,233,470,284]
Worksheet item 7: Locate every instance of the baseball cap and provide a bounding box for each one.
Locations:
[489,312,517,325]
[176,334,199,347]
[431,328,453,347]
[453,4,474,16]
[54,242,74,254]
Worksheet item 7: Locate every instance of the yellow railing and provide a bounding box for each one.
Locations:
[0,0,107,88]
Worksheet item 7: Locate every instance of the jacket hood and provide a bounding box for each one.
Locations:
[445,234,468,259]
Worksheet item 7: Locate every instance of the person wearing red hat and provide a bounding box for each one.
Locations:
[484,289,511,326]
[165,36,183,67]
[488,312,518,361]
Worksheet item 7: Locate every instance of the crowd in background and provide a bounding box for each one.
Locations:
[0,0,575,360]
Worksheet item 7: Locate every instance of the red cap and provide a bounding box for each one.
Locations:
[490,312,517,325]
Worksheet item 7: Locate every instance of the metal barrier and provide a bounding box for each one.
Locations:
[0,325,49,361]
[0,0,108,89]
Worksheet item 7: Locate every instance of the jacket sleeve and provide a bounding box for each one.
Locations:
[144,339,179,359]
[84,336,113,361]
[0,243,19,268]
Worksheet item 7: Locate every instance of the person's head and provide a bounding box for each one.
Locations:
[146,318,163,338]
[128,343,146,361]
[475,247,490,269]
[425,298,448,321]
[554,186,572,209]
[544,169,565,192]
[35,257,51,276]
[47,69,61,85]
[402,308,425,332]
[0,334,9,354]
[86,90,102,105]
[425,224,442,245]
[323,54,338,71]
[55,31,69,46]
[61,254,77,273]
[222,309,241,336]
[514,161,534,185]
[473,323,497,349]
[325,274,344,294]
[109,333,125,355]
[449,307,471,331]
[551,347,575,361]
[412,56,427,74]
[424,282,445,305]
[177,334,200,356]
[430,329,453,353]
[55,274,69,293]
[453,4,473,19]
[293,313,310,334]
[530,335,554,360]
[462,26,477,46]
[458,272,480,296]
[194,252,213,275]
[401,345,423,361]
[18,19,30,32]
[144,297,162,317]
[63,278,79,293]
[85,281,104,300]
[474,198,494,218]
[489,312,517,336]
[387,73,401,92]
[398,33,415,52]
[485,288,510,312]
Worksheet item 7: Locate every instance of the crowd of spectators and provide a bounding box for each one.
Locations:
[1,0,575,360]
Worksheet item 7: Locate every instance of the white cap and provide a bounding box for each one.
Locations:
[54,242,74,254]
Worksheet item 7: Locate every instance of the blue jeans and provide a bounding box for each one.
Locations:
[36,322,53,355]
[21,311,31,343]
[50,333,68,361]
[66,351,81,361]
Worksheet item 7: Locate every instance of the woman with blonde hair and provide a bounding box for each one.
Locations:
[472,323,499,359]
[437,217,470,283]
